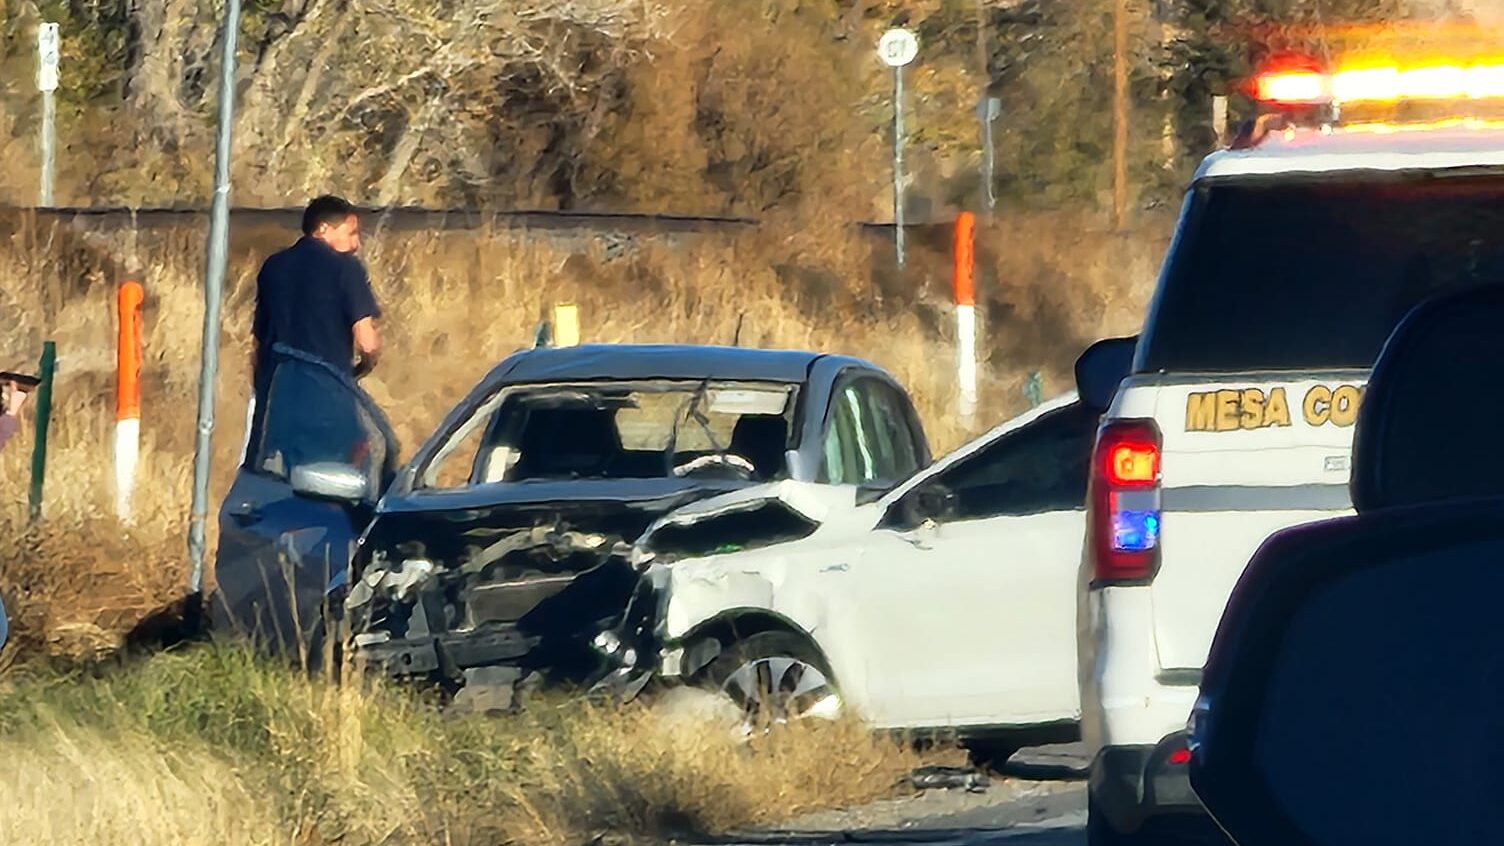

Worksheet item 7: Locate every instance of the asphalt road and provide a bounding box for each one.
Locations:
[714,745,1226,846]
[711,746,1093,846]
[724,779,1088,846]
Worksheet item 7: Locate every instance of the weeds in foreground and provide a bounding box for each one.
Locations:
[0,644,942,846]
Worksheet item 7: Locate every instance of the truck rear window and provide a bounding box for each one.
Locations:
[1138,172,1504,373]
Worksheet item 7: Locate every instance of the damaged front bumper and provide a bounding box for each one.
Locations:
[346,523,661,707]
[344,480,842,709]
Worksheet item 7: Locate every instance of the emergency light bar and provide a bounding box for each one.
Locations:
[1255,60,1504,106]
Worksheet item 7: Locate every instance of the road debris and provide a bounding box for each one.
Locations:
[906,765,992,794]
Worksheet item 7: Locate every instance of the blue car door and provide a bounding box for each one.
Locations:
[213,347,397,656]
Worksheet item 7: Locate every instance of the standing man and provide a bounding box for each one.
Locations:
[253,195,382,385]
[246,195,383,467]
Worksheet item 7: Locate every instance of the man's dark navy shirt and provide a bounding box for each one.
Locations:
[252,236,380,379]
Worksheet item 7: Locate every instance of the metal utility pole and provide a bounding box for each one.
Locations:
[880,28,919,269]
[1113,0,1130,231]
[188,0,243,594]
[37,23,59,207]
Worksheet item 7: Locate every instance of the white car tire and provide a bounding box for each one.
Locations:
[700,631,843,734]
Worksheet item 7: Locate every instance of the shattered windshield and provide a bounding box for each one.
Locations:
[420,380,797,488]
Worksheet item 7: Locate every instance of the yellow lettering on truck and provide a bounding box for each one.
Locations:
[1183,387,1293,432]
[1302,384,1364,428]
[1186,393,1219,431]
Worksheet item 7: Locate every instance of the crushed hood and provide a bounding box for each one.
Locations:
[378,476,756,518]
[636,481,857,557]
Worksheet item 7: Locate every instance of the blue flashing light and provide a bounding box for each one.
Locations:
[1113,510,1161,552]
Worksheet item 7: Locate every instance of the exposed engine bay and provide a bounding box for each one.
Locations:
[345,507,663,710]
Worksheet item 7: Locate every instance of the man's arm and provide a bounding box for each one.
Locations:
[344,258,383,378]
[353,316,381,378]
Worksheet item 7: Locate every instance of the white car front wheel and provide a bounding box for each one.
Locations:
[701,631,843,736]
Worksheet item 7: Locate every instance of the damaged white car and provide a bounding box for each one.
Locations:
[636,393,1097,744]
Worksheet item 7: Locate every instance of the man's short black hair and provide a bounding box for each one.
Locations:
[302,195,357,236]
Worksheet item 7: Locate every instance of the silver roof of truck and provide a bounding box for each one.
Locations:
[1196,123,1504,180]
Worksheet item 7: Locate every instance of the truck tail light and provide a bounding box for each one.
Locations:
[1089,419,1162,585]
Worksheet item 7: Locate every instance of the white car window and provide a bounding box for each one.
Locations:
[822,387,865,484]
[921,403,1097,521]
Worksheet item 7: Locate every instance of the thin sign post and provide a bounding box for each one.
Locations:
[1212,95,1229,145]
[978,96,1000,215]
[28,341,56,523]
[37,22,59,207]
[188,0,243,593]
[879,28,918,269]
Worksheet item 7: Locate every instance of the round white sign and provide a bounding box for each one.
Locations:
[37,22,60,93]
[878,28,919,68]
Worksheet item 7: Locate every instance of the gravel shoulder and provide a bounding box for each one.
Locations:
[773,776,1085,834]
[731,745,1091,845]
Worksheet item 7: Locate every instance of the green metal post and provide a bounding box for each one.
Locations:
[28,341,56,522]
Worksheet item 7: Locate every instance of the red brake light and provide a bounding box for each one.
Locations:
[1106,441,1159,487]
[1089,420,1163,585]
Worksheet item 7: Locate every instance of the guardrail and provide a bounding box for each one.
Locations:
[0,205,963,237]
[0,206,763,234]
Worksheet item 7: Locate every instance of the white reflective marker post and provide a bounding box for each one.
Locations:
[879,28,918,270]
[953,212,978,425]
[115,281,144,522]
[36,22,58,207]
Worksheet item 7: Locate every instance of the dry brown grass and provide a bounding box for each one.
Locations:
[0,727,282,845]
[0,207,1167,655]
[0,646,947,845]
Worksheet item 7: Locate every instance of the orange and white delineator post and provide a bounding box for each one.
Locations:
[116,281,144,521]
[953,213,979,424]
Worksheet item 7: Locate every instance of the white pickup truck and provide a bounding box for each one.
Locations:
[1078,96,1504,843]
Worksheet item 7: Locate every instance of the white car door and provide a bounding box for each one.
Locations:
[846,401,1098,730]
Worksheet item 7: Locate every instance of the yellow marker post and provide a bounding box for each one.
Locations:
[553,303,580,347]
